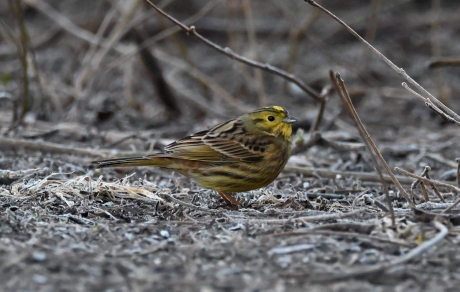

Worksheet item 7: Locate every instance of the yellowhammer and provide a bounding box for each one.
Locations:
[93,106,297,206]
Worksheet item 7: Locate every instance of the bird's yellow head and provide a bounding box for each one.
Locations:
[243,106,297,139]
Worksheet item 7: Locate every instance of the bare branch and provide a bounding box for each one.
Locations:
[143,0,322,104]
[304,0,460,124]
[331,71,401,224]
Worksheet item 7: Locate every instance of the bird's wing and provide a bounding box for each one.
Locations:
[162,119,267,163]
[162,129,225,162]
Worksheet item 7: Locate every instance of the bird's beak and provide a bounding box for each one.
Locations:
[282,114,297,124]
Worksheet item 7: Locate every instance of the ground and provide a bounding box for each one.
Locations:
[1,0,460,291]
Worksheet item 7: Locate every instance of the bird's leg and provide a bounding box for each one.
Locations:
[218,192,232,206]
[218,192,240,207]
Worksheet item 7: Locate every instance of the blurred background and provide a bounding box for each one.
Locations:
[2,2,460,290]
[1,0,459,145]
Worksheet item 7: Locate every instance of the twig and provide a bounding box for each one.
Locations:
[273,229,413,248]
[410,166,428,193]
[428,59,460,69]
[310,88,328,132]
[0,168,42,185]
[89,0,141,76]
[26,0,249,115]
[72,5,119,96]
[415,202,460,211]
[155,3,198,86]
[332,72,407,223]
[442,197,460,213]
[143,0,322,104]
[364,196,389,212]
[284,165,415,184]
[24,0,116,53]
[153,49,252,113]
[363,221,448,276]
[0,26,62,58]
[0,137,140,158]
[232,209,365,224]
[296,221,448,282]
[304,0,460,124]
[425,167,447,203]
[277,0,322,81]
[92,207,118,221]
[105,134,145,149]
[9,0,30,119]
[0,21,19,124]
[359,0,382,70]
[457,158,460,188]
[402,82,460,126]
[131,28,181,117]
[420,180,430,203]
[292,131,365,155]
[395,167,460,193]
[242,0,266,106]
[104,0,221,74]
[160,192,222,215]
[411,166,430,202]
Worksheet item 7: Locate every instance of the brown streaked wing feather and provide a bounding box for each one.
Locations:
[203,119,268,160]
[164,129,208,153]
[160,128,233,162]
[161,119,267,163]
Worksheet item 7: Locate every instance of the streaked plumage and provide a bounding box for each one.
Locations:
[93,106,297,206]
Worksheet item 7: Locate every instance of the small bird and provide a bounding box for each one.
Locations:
[93,106,297,207]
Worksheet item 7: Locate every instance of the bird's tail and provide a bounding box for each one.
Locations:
[93,155,170,169]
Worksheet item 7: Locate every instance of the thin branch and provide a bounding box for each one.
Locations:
[159,193,222,215]
[332,71,411,218]
[395,167,460,194]
[10,0,30,119]
[273,229,413,248]
[143,0,322,103]
[411,166,431,202]
[242,0,267,106]
[104,0,222,74]
[402,82,460,126]
[292,221,448,282]
[152,48,252,113]
[284,165,415,184]
[442,197,460,213]
[0,137,141,158]
[310,86,329,132]
[232,209,365,224]
[24,0,110,51]
[359,0,382,69]
[304,0,460,124]
[425,166,447,203]
[457,158,460,188]
[428,59,460,69]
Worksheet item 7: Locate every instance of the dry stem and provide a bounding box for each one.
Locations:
[395,167,460,194]
[304,221,448,282]
[143,0,322,104]
[331,71,406,224]
[304,0,460,125]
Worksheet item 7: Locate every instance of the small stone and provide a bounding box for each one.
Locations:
[160,230,170,238]
[32,251,46,262]
[124,233,134,240]
[33,274,47,284]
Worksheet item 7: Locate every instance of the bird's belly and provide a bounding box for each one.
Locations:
[190,163,281,193]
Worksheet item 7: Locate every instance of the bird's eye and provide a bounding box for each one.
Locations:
[267,116,275,122]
